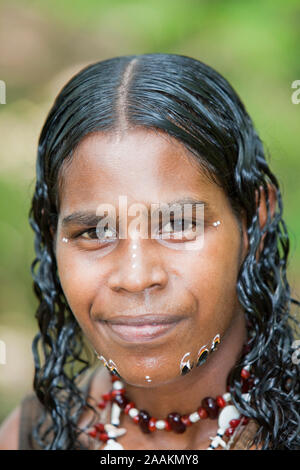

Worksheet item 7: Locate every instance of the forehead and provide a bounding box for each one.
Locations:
[58,128,224,213]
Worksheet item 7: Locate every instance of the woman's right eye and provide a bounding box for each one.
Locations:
[80,226,117,241]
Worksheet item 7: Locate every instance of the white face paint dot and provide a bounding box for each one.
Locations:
[145,375,152,382]
[212,220,221,227]
[62,237,69,243]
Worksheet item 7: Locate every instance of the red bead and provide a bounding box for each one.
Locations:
[181,415,192,427]
[124,402,135,414]
[225,427,235,437]
[99,432,109,442]
[201,397,218,419]
[229,419,240,428]
[241,368,250,380]
[95,423,105,432]
[197,407,208,419]
[133,415,140,424]
[101,392,112,401]
[97,401,106,409]
[111,375,119,382]
[88,429,97,438]
[148,418,157,432]
[216,395,226,408]
[167,413,186,433]
[165,420,172,431]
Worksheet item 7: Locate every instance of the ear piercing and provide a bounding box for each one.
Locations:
[180,352,194,376]
[97,354,122,379]
[211,334,220,352]
[180,334,221,375]
[212,220,221,227]
[196,345,209,367]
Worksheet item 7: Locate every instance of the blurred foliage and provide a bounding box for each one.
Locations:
[0,0,299,422]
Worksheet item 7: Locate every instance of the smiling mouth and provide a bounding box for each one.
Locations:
[98,314,185,344]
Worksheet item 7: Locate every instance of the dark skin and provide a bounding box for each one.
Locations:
[53,127,276,450]
[0,127,276,450]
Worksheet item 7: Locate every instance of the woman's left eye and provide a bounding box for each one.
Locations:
[160,219,200,237]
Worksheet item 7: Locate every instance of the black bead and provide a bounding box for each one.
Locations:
[139,410,151,434]
[201,397,218,419]
[113,393,128,409]
[167,412,186,433]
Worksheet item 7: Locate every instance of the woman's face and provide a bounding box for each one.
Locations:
[55,128,248,387]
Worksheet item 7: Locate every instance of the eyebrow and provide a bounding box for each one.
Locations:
[61,198,210,228]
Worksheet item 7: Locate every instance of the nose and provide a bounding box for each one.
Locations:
[107,238,168,294]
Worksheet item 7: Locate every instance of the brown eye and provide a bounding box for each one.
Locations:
[160,219,201,241]
[80,226,117,241]
[81,228,98,240]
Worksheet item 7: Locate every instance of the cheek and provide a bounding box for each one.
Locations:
[56,249,99,319]
[180,235,241,327]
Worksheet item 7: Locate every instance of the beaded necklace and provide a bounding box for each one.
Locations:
[86,363,254,450]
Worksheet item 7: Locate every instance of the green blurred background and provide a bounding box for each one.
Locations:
[0,0,299,423]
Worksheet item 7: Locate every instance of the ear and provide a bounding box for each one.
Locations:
[239,183,277,262]
[255,183,277,255]
[256,183,277,231]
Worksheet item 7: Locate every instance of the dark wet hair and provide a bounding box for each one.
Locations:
[29,53,300,450]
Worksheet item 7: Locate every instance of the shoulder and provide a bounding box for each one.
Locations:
[0,403,22,449]
[0,366,108,451]
[0,393,45,450]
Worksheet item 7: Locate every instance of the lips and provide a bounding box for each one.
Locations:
[99,313,185,343]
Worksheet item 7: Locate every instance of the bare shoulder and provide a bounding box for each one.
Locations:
[0,404,22,450]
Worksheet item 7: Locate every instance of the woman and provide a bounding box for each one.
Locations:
[0,53,299,450]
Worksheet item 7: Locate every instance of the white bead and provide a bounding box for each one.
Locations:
[211,436,223,447]
[107,428,126,439]
[104,424,126,438]
[111,403,121,426]
[112,380,124,390]
[222,392,231,402]
[218,405,240,430]
[189,412,200,423]
[155,420,166,430]
[128,407,139,418]
[103,439,124,450]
